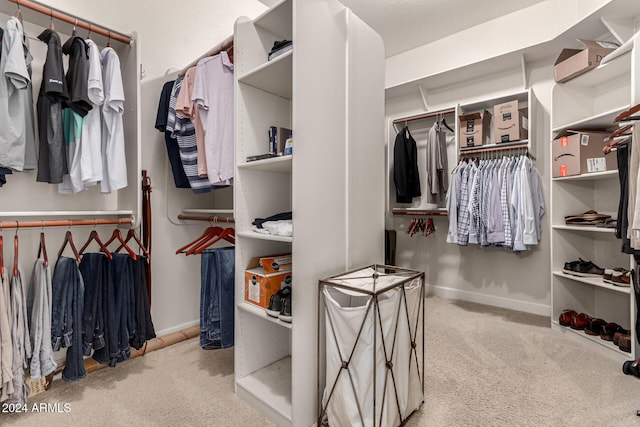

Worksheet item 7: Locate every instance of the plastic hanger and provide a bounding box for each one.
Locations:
[441,116,454,133]
[38,231,49,268]
[58,229,81,264]
[104,229,137,260]
[190,228,235,255]
[175,226,223,255]
[79,229,113,260]
[115,229,150,258]
[87,24,92,40]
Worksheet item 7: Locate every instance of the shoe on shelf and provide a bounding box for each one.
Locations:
[611,270,631,287]
[618,334,632,353]
[603,267,626,284]
[279,290,292,323]
[266,286,291,318]
[601,322,624,341]
[559,309,577,326]
[563,259,604,277]
[585,318,607,336]
[570,313,591,330]
[613,329,631,346]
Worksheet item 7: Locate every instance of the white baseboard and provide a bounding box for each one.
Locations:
[425,284,551,317]
[155,320,200,337]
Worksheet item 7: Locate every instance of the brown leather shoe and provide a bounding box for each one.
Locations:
[585,318,606,336]
[618,334,632,353]
[601,322,623,341]
[559,309,577,326]
[570,313,591,330]
[614,329,631,346]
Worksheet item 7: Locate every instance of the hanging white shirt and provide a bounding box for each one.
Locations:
[100,47,127,193]
[81,39,104,188]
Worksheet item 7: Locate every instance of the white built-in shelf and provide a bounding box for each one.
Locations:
[551,321,631,357]
[553,271,631,294]
[0,210,134,218]
[552,105,629,132]
[181,209,234,215]
[238,155,292,173]
[561,51,631,88]
[238,302,293,330]
[254,0,292,40]
[551,225,616,234]
[553,170,618,181]
[236,357,292,426]
[238,50,293,99]
[237,230,293,243]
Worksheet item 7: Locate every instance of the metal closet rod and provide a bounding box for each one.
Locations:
[8,0,132,45]
[177,215,235,223]
[0,218,133,230]
[459,143,529,156]
[393,108,456,125]
[392,210,448,217]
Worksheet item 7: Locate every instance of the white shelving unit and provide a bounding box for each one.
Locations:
[233,1,384,426]
[550,32,640,360]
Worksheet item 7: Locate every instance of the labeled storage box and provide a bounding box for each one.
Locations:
[319,265,425,427]
[259,253,292,274]
[552,130,616,177]
[244,257,292,308]
[459,110,491,148]
[553,39,618,83]
[493,100,528,143]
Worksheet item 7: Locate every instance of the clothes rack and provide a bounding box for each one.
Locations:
[392,108,456,125]
[178,34,234,76]
[0,218,133,230]
[7,0,132,44]
[459,142,534,159]
[392,209,448,217]
[177,215,235,223]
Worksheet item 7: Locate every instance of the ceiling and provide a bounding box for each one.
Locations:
[260,0,547,57]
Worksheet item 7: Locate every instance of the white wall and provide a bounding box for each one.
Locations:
[38,0,268,334]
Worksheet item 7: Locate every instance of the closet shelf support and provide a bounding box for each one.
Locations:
[0,218,133,230]
[7,0,132,44]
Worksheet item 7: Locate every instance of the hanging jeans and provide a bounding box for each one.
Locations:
[27,258,57,379]
[79,253,109,356]
[51,257,86,382]
[6,267,31,404]
[200,247,234,349]
[130,256,155,350]
[93,253,134,367]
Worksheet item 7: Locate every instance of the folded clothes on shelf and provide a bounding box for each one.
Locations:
[564,210,612,226]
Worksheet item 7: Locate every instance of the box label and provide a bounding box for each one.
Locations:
[581,134,589,146]
[559,165,568,177]
[523,117,528,130]
[248,276,260,303]
[466,136,475,146]
[586,157,606,172]
[560,136,569,147]
[502,112,512,121]
[466,119,474,132]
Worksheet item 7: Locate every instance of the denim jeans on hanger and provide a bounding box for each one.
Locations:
[92,253,134,367]
[200,247,235,349]
[51,257,86,382]
[79,253,109,356]
[130,256,155,350]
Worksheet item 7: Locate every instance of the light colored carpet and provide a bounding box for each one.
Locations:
[3,296,640,426]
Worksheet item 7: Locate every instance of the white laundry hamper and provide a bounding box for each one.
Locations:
[318,265,425,427]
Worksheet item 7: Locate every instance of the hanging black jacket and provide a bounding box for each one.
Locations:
[394,126,421,203]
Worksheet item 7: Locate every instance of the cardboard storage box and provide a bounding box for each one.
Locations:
[244,257,292,308]
[260,253,292,274]
[552,130,616,177]
[493,100,528,143]
[459,110,492,148]
[553,39,618,83]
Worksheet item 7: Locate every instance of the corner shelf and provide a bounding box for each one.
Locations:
[552,106,630,133]
[237,155,292,173]
[552,271,631,295]
[238,302,293,330]
[237,231,293,243]
[238,50,293,99]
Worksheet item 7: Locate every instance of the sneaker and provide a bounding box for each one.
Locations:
[611,270,631,287]
[266,287,291,318]
[563,259,604,277]
[279,291,292,323]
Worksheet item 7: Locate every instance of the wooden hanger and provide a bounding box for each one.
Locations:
[615,103,640,122]
[38,232,49,268]
[0,235,3,276]
[605,124,633,142]
[79,229,113,260]
[58,230,81,264]
[175,226,223,255]
[13,234,18,277]
[190,227,235,255]
[115,229,150,258]
[185,227,227,255]
[104,229,137,260]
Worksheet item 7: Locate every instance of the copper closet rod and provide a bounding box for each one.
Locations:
[8,0,132,45]
[0,218,133,230]
[393,108,456,125]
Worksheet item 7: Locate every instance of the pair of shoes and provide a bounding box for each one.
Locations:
[603,268,631,287]
[614,330,632,352]
[584,318,606,336]
[562,258,605,277]
[559,309,576,326]
[601,322,625,341]
[265,286,292,323]
[570,313,591,330]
